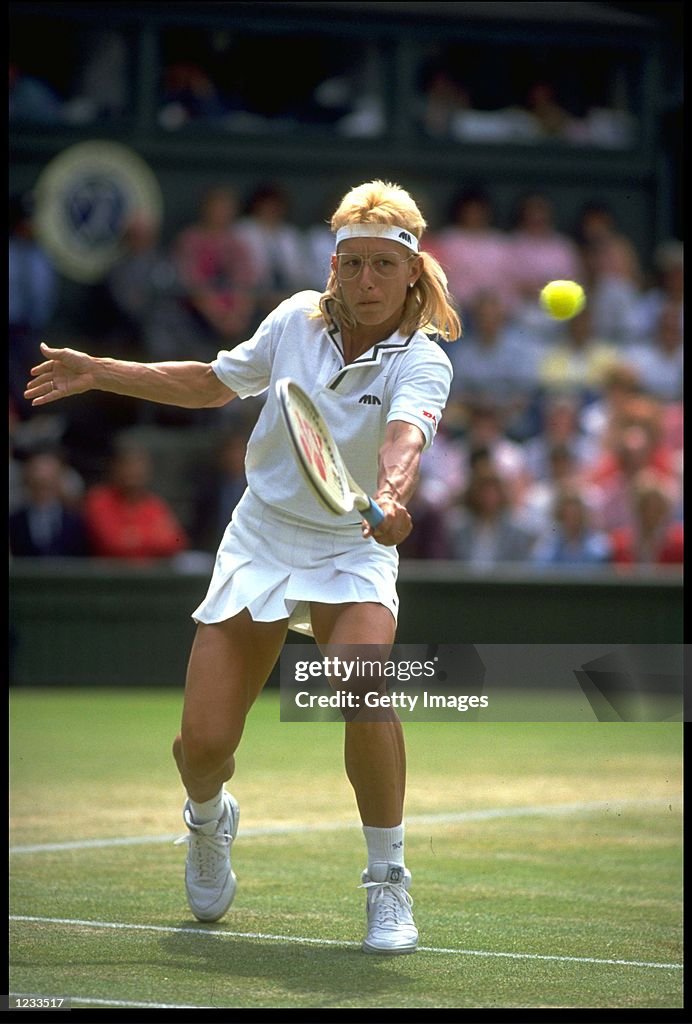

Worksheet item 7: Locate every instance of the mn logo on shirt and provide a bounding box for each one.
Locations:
[359,394,382,405]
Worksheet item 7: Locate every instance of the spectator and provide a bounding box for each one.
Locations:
[415,420,467,512]
[417,67,472,138]
[517,441,600,539]
[235,183,312,324]
[306,42,386,136]
[331,42,385,137]
[83,446,188,560]
[635,239,683,340]
[581,362,684,494]
[417,71,541,144]
[659,397,684,468]
[62,29,128,123]
[532,487,611,566]
[447,290,541,440]
[191,431,249,553]
[447,458,537,568]
[508,192,583,343]
[586,414,680,533]
[173,185,260,351]
[582,232,645,344]
[397,488,453,560]
[537,306,620,407]
[573,200,620,257]
[524,81,572,140]
[623,301,683,403]
[304,225,335,290]
[9,450,88,558]
[304,70,359,128]
[304,193,341,291]
[609,471,683,566]
[9,398,86,506]
[9,193,58,417]
[425,188,515,317]
[589,393,678,477]
[304,211,332,291]
[158,62,226,130]
[579,361,643,446]
[525,394,598,483]
[105,212,199,362]
[574,202,650,342]
[453,400,531,508]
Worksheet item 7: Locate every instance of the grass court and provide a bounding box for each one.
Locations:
[9,688,683,1010]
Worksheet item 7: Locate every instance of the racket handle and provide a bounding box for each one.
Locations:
[361,499,385,529]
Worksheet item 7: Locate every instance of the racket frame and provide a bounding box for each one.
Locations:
[276,378,384,528]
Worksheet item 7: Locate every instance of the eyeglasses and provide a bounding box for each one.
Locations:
[335,252,416,280]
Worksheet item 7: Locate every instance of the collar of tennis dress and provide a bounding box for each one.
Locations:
[335,225,420,253]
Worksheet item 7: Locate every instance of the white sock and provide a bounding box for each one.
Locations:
[188,788,225,824]
[363,824,405,881]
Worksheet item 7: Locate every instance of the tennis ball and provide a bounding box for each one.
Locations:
[539,280,586,320]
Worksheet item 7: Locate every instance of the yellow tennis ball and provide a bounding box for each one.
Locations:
[540,280,586,320]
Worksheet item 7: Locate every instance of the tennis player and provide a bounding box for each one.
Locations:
[25,179,461,955]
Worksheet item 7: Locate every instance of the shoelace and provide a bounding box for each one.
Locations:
[359,880,414,926]
[174,830,233,883]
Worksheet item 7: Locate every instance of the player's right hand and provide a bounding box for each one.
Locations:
[24,342,97,406]
[362,493,412,547]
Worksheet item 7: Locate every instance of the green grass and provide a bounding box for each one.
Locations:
[10,689,683,1009]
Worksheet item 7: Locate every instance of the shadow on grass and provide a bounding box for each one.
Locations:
[159,922,418,1005]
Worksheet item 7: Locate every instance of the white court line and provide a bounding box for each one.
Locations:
[9,915,682,971]
[9,798,677,855]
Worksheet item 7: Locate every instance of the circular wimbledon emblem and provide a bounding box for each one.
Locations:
[33,141,163,283]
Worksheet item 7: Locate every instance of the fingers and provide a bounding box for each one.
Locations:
[30,340,63,376]
[33,341,69,372]
[362,506,412,547]
[25,373,52,394]
[24,373,56,404]
[24,387,60,406]
[362,524,398,547]
[29,360,53,377]
[25,345,59,403]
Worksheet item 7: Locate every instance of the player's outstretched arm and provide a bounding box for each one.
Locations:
[24,342,236,410]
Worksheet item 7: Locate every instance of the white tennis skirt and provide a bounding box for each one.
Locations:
[192,489,399,636]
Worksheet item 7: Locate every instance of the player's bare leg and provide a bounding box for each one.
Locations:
[173,612,288,799]
[311,600,417,954]
[172,610,288,922]
[310,600,403,825]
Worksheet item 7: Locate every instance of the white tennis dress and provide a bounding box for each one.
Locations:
[192,291,453,636]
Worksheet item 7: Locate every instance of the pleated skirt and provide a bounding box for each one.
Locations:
[192,489,399,636]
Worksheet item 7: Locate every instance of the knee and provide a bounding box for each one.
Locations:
[173,728,235,780]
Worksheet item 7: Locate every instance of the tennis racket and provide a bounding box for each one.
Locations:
[276,378,385,529]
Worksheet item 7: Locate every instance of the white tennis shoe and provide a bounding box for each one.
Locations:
[360,865,418,954]
[177,791,239,922]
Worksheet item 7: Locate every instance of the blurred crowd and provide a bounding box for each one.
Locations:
[11,33,638,150]
[9,182,683,572]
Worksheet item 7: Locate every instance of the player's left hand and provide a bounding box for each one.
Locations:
[362,493,412,547]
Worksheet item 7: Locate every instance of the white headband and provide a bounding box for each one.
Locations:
[335,224,419,253]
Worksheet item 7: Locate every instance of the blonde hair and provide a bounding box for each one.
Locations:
[314,180,462,341]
